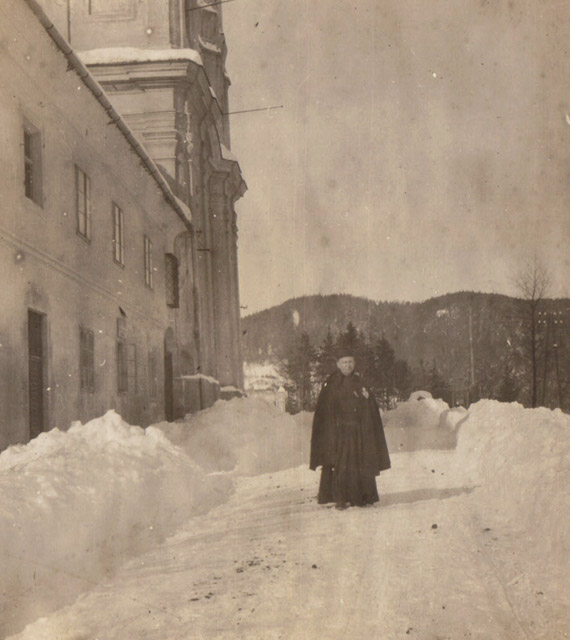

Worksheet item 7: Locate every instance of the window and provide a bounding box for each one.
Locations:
[23,124,43,206]
[75,166,91,240]
[175,151,185,191]
[201,10,219,43]
[80,327,95,392]
[112,203,125,265]
[88,0,135,17]
[117,341,128,393]
[165,253,179,308]
[117,341,137,394]
[127,344,137,394]
[144,235,153,288]
[148,351,158,399]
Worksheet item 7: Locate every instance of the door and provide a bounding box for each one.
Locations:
[28,310,45,439]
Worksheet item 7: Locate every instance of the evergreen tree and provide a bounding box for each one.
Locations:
[426,360,452,404]
[372,335,396,406]
[336,321,360,356]
[336,322,375,383]
[281,331,317,412]
[315,327,337,384]
[413,359,429,391]
[393,358,413,401]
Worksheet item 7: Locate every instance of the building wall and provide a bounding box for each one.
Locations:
[0,0,199,449]
[69,0,246,389]
[38,0,174,50]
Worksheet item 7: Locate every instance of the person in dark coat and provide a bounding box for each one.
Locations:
[310,351,391,509]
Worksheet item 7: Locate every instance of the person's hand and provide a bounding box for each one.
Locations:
[362,387,369,399]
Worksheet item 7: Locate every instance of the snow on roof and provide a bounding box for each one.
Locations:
[78,47,203,67]
[172,194,192,220]
[180,373,220,386]
[22,0,192,229]
[198,37,222,55]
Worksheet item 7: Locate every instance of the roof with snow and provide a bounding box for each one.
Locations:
[23,0,193,229]
[78,47,203,67]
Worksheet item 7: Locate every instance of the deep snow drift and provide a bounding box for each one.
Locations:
[0,411,232,634]
[1,395,569,637]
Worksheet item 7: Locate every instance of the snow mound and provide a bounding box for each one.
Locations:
[157,397,312,475]
[0,410,231,622]
[439,406,468,431]
[408,390,433,401]
[383,393,455,451]
[457,400,570,561]
[385,394,449,431]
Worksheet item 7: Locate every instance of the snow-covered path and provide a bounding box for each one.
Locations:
[10,449,567,640]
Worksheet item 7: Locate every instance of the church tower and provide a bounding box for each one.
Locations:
[41,0,246,390]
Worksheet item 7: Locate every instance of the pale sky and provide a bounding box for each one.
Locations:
[223,0,570,314]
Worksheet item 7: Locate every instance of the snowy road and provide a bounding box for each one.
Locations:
[10,449,567,640]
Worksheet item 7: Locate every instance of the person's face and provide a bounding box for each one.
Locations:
[337,357,355,376]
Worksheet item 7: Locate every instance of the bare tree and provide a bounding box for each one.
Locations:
[513,258,552,407]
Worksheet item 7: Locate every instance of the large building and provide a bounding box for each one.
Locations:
[0,0,246,450]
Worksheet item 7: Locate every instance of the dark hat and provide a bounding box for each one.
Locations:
[335,347,355,360]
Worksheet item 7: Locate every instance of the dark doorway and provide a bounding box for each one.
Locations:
[164,349,174,422]
[28,310,46,440]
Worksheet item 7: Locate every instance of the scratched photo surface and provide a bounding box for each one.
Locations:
[1,1,569,639]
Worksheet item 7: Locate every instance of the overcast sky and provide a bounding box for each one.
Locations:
[223,0,570,314]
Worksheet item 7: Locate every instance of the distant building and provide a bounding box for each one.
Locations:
[0,0,246,450]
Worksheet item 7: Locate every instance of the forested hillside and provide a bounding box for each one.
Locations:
[241,292,570,410]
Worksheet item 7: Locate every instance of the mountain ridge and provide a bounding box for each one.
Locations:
[241,291,570,405]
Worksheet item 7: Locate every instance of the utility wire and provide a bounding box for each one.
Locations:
[225,105,284,116]
[186,0,237,11]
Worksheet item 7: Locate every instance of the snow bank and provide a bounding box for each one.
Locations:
[4,396,569,637]
[156,397,312,476]
[457,400,570,562]
[439,406,468,430]
[383,393,455,450]
[386,394,449,430]
[0,410,231,621]
[408,390,433,401]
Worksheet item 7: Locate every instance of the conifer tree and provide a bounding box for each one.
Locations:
[427,360,452,403]
[336,321,360,355]
[282,331,317,412]
[315,327,337,384]
[374,336,396,395]
[335,323,375,382]
[394,358,414,401]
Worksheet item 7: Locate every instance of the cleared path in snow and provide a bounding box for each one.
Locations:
[10,450,566,640]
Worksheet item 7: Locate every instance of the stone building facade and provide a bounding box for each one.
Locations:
[0,0,245,450]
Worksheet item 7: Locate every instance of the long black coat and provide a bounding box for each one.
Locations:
[309,370,391,475]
